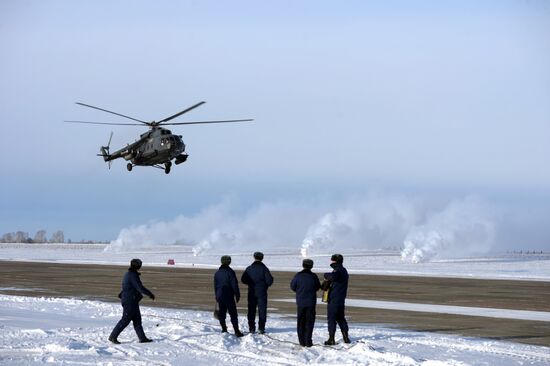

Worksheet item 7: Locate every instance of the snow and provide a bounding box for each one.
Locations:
[1,244,550,364]
[2,243,550,281]
[1,294,549,366]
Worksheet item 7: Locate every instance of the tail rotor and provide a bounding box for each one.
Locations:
[99,131,113,168]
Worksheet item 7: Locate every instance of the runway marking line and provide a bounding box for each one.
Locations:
[272,298,550,322]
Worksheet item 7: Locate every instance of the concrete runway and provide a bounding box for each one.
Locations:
[1,261,549,346]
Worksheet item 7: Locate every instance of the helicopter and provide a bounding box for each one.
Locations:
[65,101,253,174]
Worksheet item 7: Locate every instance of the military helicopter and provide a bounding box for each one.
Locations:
[65,101,253,174]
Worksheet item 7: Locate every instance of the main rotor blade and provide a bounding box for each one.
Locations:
[158,101,206,123]
[64,120,144,126]
[159,119,254,126]
[107,131,113,147]
[75,102,148,124]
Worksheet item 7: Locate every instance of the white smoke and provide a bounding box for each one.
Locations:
[300,195,425,257]
[401,196,496,263]
[108,198,324,255]
[108,194,499,262]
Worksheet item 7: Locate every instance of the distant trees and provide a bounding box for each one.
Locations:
[15,231,29,243]
[33,230,47,243]
[0,231,110,244]
[0,231,32,243]
[1,229,64,243]
[50,230,64,243]
[1,232,14,242]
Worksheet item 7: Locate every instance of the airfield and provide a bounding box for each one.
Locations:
[1,259,549,348]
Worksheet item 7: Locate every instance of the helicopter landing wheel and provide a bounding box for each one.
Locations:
[164,162,171,174]
[127,163,133,172]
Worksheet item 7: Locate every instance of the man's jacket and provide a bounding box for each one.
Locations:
[119,268,153,305]
[290,269,321,307]
[214,264,240,302]
[241,261,274,297]
[323,263,349,305]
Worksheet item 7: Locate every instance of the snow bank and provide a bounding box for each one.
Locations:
[1,295,549,365]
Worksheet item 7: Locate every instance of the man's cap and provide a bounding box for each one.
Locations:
[302,259,314,269]
[130,258,142,270]
[253,251,264,261]
[330,254,344,264]
[221,255,232,265]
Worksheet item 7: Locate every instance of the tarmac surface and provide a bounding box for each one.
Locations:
[1,261,549,347]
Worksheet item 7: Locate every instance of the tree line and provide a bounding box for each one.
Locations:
[1,230,65,243]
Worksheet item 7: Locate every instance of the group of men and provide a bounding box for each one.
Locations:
[290,254,349,346]
[109,253,350,348]
[214,251,274,337]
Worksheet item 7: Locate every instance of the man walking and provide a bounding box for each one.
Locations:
[323,253,350,345]
[214,255,244,337]
[109,258,155,344]
[290,258,321,347]
[241,251,273,334]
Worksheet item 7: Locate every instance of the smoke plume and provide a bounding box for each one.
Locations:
[108,194,502,261]
[401,197,496,263]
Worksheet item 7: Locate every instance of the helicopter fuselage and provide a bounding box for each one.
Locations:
[130,127,186,166]
[101,127,188,173]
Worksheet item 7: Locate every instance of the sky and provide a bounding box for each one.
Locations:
[0,1,549,252]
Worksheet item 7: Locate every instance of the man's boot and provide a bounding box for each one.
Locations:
[220,321,228,333]
[324,335,336,345]
[135,325,152,343]
[109,327,122,344]
[232,320,244,337]
[342,330,351,344]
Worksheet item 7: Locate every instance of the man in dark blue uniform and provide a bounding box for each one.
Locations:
[323,253,350,345]
[241,251,273,334]
[109,258,155,344]
[290,258,321,347]
[214,255,244,337]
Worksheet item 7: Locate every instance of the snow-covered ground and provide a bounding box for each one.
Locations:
[1,243,550,281]
[1,294,549,366]
[1,244,550,364]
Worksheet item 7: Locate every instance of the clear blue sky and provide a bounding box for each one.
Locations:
[1,1,549,247]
